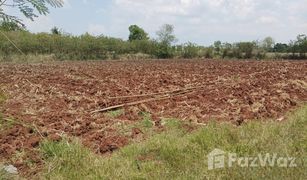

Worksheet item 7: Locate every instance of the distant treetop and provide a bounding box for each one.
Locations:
[128,25,149,41]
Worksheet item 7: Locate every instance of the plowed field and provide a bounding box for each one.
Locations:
[0,60,306,175]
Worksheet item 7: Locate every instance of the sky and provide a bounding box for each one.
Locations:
[9,0,307,45]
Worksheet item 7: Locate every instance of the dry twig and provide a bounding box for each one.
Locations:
[91,88,197,113]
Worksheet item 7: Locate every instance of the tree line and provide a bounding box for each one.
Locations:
[0,22,307,61]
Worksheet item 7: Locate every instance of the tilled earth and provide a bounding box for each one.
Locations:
[0,59,307,176]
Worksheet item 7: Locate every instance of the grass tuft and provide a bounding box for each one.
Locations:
[0,90,6,104]
[140,112,154,128]
[105,109,124,118]
[0,117,17,131]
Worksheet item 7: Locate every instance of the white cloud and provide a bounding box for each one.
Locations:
[114,0,205,17]
[114,0,258,18]
[108,0,307,44]
[257,16,279,24]
[24,16,54,33]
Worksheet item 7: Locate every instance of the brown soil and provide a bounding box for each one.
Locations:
[0,59,306,176]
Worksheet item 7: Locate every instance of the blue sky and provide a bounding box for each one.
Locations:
[10,0,307,45]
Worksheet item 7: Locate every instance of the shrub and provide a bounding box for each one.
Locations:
[182,42,199,59]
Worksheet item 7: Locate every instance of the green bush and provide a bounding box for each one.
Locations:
[182,42,199,59]
[154,43,174,59]
[236,42,255,59]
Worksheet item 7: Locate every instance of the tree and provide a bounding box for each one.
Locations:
[295,34,307,58]
[51,26,61,35]
[0,0,63,27]
[221,42,233,58]
[156,24,177,45]
[154,24,177,59]
[289,40,298,56]
[213,40,222,55]
[236,42,255,58]
[128,25,148,41]
[182,42,198,59]
[262,37,275,52]
[273,43,288,53]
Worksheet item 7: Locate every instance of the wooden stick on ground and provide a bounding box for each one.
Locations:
[91,95,170,113]
[91,89,195,113]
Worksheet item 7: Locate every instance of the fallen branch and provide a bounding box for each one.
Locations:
[91,96,168,114]
[91,89,194,113]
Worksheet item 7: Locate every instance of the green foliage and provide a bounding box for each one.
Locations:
[128,39,156,55]
[273,43,289,53]
[294,34,307,58]
[0,0,63,27]
[204,47,214,58]
[0,27,306,61]
[235,42,255,59]
[154,42,174,59]
[0,31,129,60]
[140,112,153,128]
[213,40,222,56]
[182,42,199,59]
[221,43,233,58]
[39,105,307,179]
[0,117,17,131]
[156,24,176,46]
[153,24,177,59]
[0,90,6,104]
[39,138,92,180]
[261,36,275,52]
[51,26,61,35]
[105,109,124,118]
[0,21,25,31]
[128,25,149,41]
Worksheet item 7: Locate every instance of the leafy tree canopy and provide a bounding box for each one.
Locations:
[295,34,307,54]
[213,40,222,52]
[128,25,149,41]
[156,24,177,46]
[51,26,61,35]
[273,43,288,53]
[261,37,275,51]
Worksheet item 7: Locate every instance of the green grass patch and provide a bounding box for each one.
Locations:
[38,105,307,179]
[110,111,156,138]
[0,166,15,180]
[0,117,17,131]
[0,90,7,104]
[105,109,124,118]
[161,118,182,130]
[140,112,154,129]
